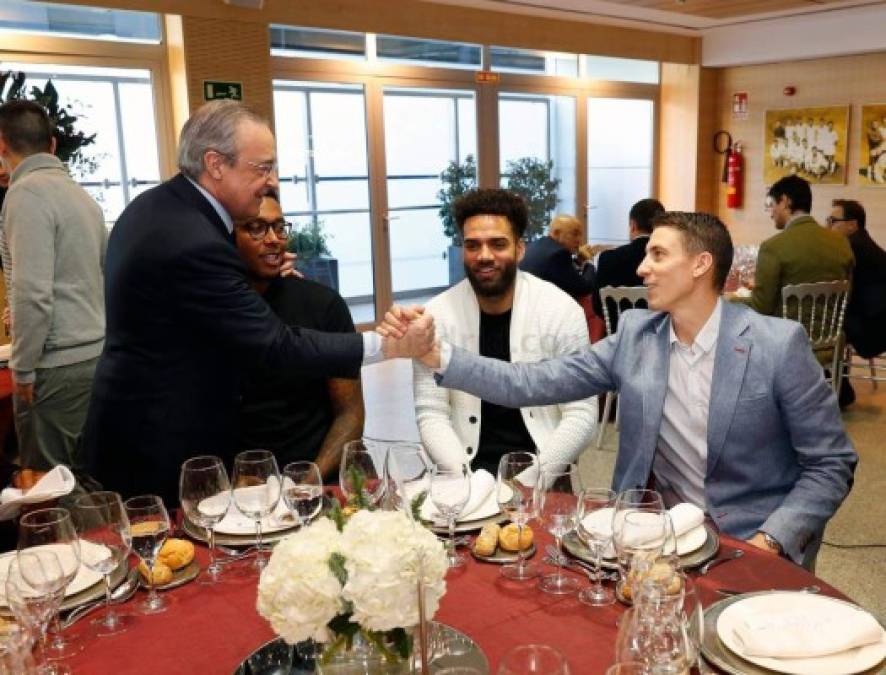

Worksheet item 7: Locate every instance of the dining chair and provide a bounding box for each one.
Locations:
[842,345,886,390]
[780,280,850,394]
[596,286,649,448]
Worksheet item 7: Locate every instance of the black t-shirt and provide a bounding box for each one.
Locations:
[476,309,535,474]
[238,277,358,467]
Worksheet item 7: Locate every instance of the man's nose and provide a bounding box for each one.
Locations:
[478,244,493,260]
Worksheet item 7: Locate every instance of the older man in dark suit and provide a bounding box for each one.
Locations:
[83,101,431,503]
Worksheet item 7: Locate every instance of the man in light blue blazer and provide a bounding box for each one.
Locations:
[382,212,857,569]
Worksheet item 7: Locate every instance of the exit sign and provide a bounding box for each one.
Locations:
[203,80,243,101]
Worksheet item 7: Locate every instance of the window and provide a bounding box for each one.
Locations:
[583,55,659,84]
[270,25,365,60]
[491,47,579,78]
[2,62,162,225]
[0,0,160,43]
[376,36,481,69]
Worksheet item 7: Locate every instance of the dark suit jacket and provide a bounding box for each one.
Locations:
[82,175,363,503]
[591,236,649,326]
[519,236,595,299]
[846,228,886,357]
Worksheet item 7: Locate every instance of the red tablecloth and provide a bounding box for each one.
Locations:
[64,525,848,675]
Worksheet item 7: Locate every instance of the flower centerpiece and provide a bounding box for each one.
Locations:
[257,505,447,669]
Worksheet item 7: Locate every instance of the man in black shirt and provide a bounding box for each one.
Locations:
[235,190,364,478]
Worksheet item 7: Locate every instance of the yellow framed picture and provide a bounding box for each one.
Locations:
[858,104,886,186]
[764,106,849,185]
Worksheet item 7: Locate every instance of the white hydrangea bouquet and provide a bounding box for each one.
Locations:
[257,508,448,665]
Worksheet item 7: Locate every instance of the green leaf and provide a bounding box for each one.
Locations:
[326,502,346,532]
[387,627,413,661]
[410,490,428,523]
[327,552,348,587]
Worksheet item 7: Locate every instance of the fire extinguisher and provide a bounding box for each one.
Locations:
[726,142,744,209]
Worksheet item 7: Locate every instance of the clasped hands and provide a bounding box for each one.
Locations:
[377,305,440,368]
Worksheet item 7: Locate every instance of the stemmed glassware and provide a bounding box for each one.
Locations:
[232,449,282,569]
[576,488,617,606]
[282,461,323,528]
[612,489,666,588]
[384,443,432,516]
[180,455,232,583]
[123,495,170,614]
[6,553,64,675]
[497,644,569,675]
[429,464,471,568]
[71,491,132,634]
[0,620,36,674]
[535,462,582,595]
[339,440,385,508]
[17,508,81,661]
[496,452,540,581]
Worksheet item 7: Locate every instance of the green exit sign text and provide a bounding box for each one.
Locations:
[203,80,243,101]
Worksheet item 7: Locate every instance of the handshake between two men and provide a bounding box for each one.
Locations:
[377,305,441,369]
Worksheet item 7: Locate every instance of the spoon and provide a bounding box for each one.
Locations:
[698,549,744,575]
[62,569,140,629]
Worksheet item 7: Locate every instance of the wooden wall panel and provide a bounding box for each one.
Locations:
[659,63,701,211]
[710,51,886,247]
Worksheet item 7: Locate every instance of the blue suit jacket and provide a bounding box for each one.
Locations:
[439,301,857,565]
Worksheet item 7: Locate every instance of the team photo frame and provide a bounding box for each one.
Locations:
[858,103,886,186]
[764,106,849,185]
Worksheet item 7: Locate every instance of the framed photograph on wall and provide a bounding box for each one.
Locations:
[858,104,886,186]
[764,106,849,185]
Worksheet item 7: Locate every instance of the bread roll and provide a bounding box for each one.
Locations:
[138,560,173,586]
[158,538,195,571]
[498,523,533,552]
[472,523,501,556]
[621,561,680,601]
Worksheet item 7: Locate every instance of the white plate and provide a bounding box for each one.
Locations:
[717,592,886,675]
[213,489,294,536]
[422,484,505,525]
[0,541,106,604]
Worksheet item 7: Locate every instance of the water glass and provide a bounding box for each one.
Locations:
[6,554,63,675]
[605,662,648,675]
[282,461,323,527]
[72,491,132,634]
[232,449,282,569]
[124,495,170,614]
[535,462,582,595]
[430,464,471,568]
[0,622,36,674]
[180,455,232,583]
[496,452,540,581]
[384,443,432,517]
[340,440,385,509]
[497,644,569,675]
[576,488,617,606]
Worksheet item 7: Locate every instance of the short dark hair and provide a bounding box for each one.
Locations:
[832,198,865,229]
[768,175,812,213]
[453,189,528,240]
[629,198,665,234]
[652,211,734,291]
[0,100,53,156]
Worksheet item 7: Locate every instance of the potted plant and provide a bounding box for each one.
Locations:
[287,219,339,291]
[437,154,476,285]
[504,157,560,242]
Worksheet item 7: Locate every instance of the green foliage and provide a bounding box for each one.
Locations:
[410,490,428,524]
[505,157,560,242]
[328,552,348,586]
[326,502,347,532]
[287,219,332,261]
[0,71,98,178]
[437,154,477,245]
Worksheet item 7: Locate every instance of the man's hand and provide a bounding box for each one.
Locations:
[577,243,611,263]
[280,252,304,279]
[746,532,781,555]
[418,343,442,370]
[13,381,34,405]
[377,304,423,340]
[378,305,435,359]
[12,469,46,491]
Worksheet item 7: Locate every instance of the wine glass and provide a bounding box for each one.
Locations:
[576,488,617,606]
[612,489,665,587]
[282,461,323,527]
[497,644,569,675]
[0,620,36,674]
[232,449,282,569]
[17,508,81,661]
[339,440,385,509]
[429,464,471,568]
[612,509,668,592]
[604,663,648,675]
[180,455,232,583]
[71,491,132,634]
[6,554,63,675]
[123,495,170,614]
[384,443,432,517]
[536,462,582,595]
[496,452,540,581]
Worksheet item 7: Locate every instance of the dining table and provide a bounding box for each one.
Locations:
[63,508,861,675]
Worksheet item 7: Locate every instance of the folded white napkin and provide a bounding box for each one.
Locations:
[422,469,494,522]
[733,604,884,659]
[668,503,705,537]
[0,465,76,521]
[0,344,10,362]
[735,286,752,298]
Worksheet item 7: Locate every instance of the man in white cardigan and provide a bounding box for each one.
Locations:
[413,189,597,473]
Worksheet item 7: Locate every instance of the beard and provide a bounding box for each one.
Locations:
[465,259,518,298]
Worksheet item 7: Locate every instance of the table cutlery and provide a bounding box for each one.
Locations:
[715,584,820,596]
[543,545,618,582]
[698,549,743,575]
[216,545,259,564]
[61,569,139,629]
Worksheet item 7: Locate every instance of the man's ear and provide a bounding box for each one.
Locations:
[516,239,526,263]
[49,136,57,156]
[203,150,225,181]
[693,251,714,280]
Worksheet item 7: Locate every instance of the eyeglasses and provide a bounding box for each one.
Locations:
[826,216,850,226]
[242,159,278,178]
[239,218,291,241]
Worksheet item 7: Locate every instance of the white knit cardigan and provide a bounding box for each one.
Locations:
[413,271,598,469]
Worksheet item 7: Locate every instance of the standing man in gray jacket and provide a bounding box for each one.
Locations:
[0,100,107,478]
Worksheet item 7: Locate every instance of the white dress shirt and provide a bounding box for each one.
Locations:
[653,299,722,508]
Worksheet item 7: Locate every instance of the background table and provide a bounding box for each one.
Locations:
[66,523,850,674]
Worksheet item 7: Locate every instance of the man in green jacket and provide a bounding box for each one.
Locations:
[750,175,854,317]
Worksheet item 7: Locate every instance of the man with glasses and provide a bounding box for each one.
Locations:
[83,100,431,504]
[234,189,364,479]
